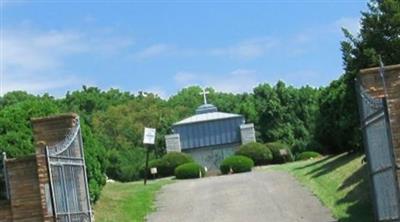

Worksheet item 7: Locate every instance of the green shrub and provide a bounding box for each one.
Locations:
[175,163,205,179]
[144,159,164,177]
[297,151,321,161]
[220,155,254,174]
[148,159,163,169]
[235,142,272,166]
[291,140,308,155]
[265,142,294,164]
[306,140,324,153]
[147,152,194,177]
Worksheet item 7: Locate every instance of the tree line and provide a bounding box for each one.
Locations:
[0,0,398,202]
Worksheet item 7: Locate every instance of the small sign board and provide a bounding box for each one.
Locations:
[279,149,288,156]
[150,167,158,175]
[143,127,156,144]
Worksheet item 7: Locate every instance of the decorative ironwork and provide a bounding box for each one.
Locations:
[358,83,383,110]
[46,117,92,222]
[48,118,81,156]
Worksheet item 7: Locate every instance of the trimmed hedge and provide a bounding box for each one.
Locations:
[175,163,205,179]
[297,151,321,161]
[265,142,294,164]
[161,152,194,175]
[146,152,194,177]
[220,155,254,174]
[235,142,273,166]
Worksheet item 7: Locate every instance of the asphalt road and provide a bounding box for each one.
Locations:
[147,171,336,222]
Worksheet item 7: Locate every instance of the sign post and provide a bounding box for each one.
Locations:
[143,127,156,185]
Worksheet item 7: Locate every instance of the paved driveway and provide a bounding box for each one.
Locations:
[147,171,336,222]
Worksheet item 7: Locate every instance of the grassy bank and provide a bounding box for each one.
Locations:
[269,153,373,222]
[94,179,173,222]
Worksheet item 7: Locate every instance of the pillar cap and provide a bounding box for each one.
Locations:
[360,64,400,75]
[31,113,78,124]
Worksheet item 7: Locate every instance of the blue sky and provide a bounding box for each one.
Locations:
[2,0,368,98]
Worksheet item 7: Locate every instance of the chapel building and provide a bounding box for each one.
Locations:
[165,90,256,171]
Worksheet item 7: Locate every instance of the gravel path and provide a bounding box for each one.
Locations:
[147,171,336,222]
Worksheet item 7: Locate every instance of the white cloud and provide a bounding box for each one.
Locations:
[210,69,259,93]
[210,38,278,59]
[283,16,361,57]
[134,44,174,59]
[133,37,277,60]
[5,29,85,73]
[1,26,134,95]
[3,75,80,93]
[174,69,259,94]
[174,72,198,86]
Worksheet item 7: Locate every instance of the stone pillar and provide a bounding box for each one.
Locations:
[359,64,400,178]
[240,123,256,144]
[165,134,181,152]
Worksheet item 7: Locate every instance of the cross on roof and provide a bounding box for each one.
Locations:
[200,88,210,105]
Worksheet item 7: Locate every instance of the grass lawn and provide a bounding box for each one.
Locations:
[269,153,374,222]
[94,178,173,222]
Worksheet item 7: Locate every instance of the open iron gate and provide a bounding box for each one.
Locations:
[356,80,400,222]
[46,117,93,222]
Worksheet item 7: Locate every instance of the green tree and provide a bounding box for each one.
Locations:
[317,0,400,153]
[0,98,59,157]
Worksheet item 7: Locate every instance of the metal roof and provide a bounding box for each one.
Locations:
[172,103,245,149]
[173,111,243,126]
[173,103,243,126]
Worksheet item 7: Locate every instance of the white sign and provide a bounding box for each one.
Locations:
[165,134,181,152]
[150,167,158,175]
[279,149,288,156]
[143,127,156,144]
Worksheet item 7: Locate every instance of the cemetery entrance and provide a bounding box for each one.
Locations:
[46,118,92,222]
[0,113,93,222]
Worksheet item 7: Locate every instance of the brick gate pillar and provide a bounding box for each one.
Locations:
[31,113,79,222]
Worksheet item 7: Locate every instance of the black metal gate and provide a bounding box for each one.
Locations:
[356,80,400,222]
[46,117,92,222]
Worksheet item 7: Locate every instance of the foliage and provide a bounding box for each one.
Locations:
[143,159,165,178]
[0,98,60,157]
[220,155,254,174]
[81,123,107,202]
[235,142,273,166]
[174,162,205,179]
[144,152,194,178]
[270,153,373,222]
[155,152,194,177]
[62,86,134,124]
[253,82,320,151]
[94,179,173,222]
[296,151,322,161]
[107,148,148,182]
[265,142,294,164]
[92,95,178,182]
[317,0,400,153]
